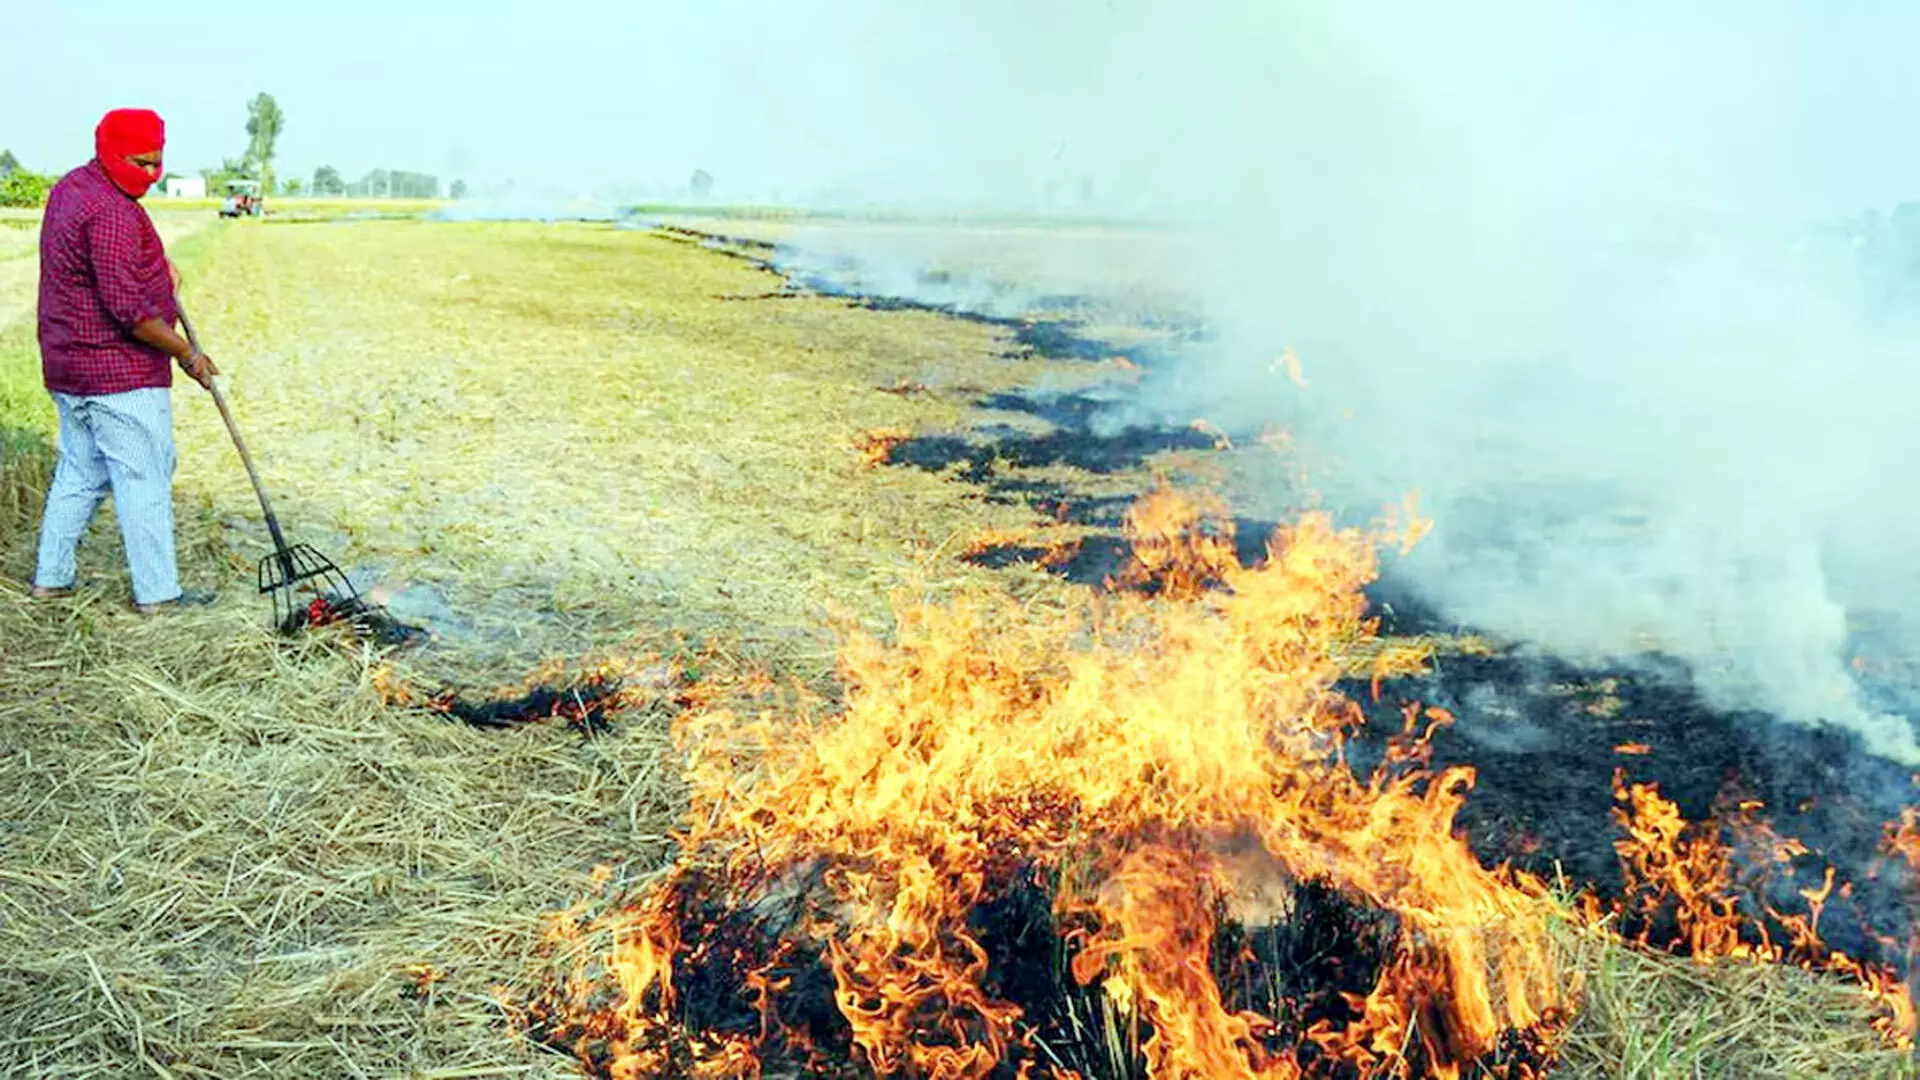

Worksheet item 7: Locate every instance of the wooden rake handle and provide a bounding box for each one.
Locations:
[176,304,296,565]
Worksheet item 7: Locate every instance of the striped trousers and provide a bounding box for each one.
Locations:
[33,387,181,605]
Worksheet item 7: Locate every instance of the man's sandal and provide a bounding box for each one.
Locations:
[29,585,74,601]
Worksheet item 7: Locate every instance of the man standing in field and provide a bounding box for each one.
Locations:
[30,108,219,613]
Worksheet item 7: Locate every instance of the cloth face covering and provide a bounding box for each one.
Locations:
[95,109,165,198]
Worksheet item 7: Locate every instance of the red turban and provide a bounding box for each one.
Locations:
[95,108,166,198]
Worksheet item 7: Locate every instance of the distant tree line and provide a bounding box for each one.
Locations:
[306,164,463,199]
[343,169,439,199]
[5,95,469,207]
[199,94,467,200]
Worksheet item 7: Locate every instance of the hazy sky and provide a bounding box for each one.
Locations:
[7,1,1920,214]
[6,0,1006,201]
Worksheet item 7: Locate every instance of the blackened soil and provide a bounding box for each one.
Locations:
[432,678,621,734]
[1340,644,1920,969]
[889,423,1219,482]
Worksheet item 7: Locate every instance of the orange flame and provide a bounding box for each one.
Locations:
[855,426,913,470]
[961,526,1080,569]
[1111,481,1240,599]
[1189,419,1234,451]
[528,486,1572,1077]
[1605,772,1917,1044]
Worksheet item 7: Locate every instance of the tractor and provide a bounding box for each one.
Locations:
[219,179,264,218]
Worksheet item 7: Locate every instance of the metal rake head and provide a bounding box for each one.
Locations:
[259,542,361,633]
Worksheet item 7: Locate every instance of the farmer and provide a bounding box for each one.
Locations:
[29,108,219,614]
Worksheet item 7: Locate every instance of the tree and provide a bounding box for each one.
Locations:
[450,179,468,200]
[0,149,18,178]
[244,92,285,193]
[282,176,305,196]
[202,156,255,198]
[396,171,438,198]
[690,169,713,198]
[311,165,344,196]
[0,168,52,209]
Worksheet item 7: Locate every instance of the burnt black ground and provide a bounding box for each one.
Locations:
[431,678,621,734]
[534,864,1540,1080]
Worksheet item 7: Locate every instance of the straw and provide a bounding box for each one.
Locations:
[0,212,1908,1078]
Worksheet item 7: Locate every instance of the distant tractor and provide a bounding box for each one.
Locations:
[220,179,264,218]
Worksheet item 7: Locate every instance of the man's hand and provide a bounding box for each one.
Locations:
[131,316,217,390]
[179,349,218,390]
[167,259,181,291]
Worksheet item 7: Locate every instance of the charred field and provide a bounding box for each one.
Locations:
[1,213,1917,1079]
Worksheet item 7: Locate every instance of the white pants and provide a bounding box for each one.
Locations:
[32,387,181,605]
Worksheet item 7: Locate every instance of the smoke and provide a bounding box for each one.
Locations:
[752,1,1920,761]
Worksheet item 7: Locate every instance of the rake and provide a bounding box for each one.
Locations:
[178,305,363,634]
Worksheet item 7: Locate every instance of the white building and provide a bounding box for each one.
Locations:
[162,176,206,199]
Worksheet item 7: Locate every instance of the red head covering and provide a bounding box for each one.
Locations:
[95,108,166,198]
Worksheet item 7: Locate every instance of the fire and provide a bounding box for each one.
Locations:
[855,426,913,470]
[1110,481,1240,599]
[1605,772,1918,1044]
[1377,492,1433,557]
[523,484,1570,1078]
[961,525,1080,570]
[515,483,1920,1077]
[1189,418,1234,451]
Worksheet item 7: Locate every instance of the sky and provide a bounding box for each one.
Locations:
[6,1,1920,216]
[3,0,1192,205]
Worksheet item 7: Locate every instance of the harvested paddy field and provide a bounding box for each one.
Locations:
[1,211,1915,1078]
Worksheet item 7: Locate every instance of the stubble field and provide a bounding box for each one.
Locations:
[0,206,1910,1079]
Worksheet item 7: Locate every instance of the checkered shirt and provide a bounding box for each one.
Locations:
[37,161,179,396]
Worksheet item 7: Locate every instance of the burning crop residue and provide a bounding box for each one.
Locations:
[516,491,1582,1079]
[375,653,686,735]
[855,427,915,471]
[1597,774,1920,1043]
[959,525,1082,574]
[508,488,1920,1078]
[287,593,431,648]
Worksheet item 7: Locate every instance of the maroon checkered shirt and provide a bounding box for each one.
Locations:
[37,160,180,396]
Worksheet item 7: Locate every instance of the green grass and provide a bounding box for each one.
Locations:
[0,319,53,525]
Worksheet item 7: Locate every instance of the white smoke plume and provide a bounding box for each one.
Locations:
[751,1,1920,760]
